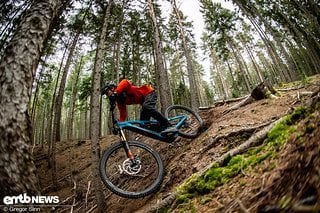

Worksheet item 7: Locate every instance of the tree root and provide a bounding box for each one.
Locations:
[223,95,255,114]
[199,120,273,155]
[146,117,286,213]
[199,117,284,175]
[199,96,248,110]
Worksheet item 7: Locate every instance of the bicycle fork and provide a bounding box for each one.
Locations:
[119,129,135,161]
[117,129,141,175]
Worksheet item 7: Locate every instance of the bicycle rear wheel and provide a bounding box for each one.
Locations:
[165,105,203,138]
[99,141,164,199]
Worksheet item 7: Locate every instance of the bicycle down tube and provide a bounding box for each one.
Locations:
[116,115,187,143]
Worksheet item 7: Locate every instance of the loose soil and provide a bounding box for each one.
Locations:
[34,75,320,212]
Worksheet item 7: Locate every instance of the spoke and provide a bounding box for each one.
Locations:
[104,144,160,193]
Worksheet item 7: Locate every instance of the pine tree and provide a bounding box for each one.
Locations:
[0,0,63,200]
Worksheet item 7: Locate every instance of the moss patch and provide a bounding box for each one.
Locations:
[175,107,308,204]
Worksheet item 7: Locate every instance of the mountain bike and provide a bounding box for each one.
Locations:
[99,104,203,199]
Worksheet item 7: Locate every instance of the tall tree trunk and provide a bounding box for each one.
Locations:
[232,0,289,82]
[30,54,49,145]
[47,40,69,169]
[56,1,91,143]
[51,31,80,188]
[89,1,113,211]
[147,0,172,113]
[53,32,80,143]
[40,102,49,150]
[236,44,255,86]
[225,59,239,95]
[240,38,264,83]
[0,1,32,55]
[0,0,62,200]
[172,0,199,110]
[85,99,89,139]
[174,42,189,105]
[67,56,83,141]
[228,40,251,93]
[277,9,320,74]
[113,1,128,82]
[257,51,278,84]
[251,17,288,82]
[195,70,207,106]
[210,49,229,99]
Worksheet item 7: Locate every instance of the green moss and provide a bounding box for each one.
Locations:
[265,107,307,149]
[247,146,264,155]
[177,173,200,193]
[176,193,193,205]
[239,180,247,186]
[176,201,197,213]
[186,155,249,195]
[199,196,212,205]
[278,75,310,89]
[221,154,232,166]
[285,107,307,125]
[247,152,272,166]
[174,106,309,207]
[157,206,170,213]
[189,203,197,213]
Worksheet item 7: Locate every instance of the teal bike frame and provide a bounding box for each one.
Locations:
[115,114,187,142]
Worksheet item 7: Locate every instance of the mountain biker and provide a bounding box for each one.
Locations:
[102,79,172,133]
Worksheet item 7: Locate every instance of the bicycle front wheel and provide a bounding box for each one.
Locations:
[165,105,204,138]
[99,141,164,199]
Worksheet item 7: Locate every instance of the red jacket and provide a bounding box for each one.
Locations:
[115,79,154,121]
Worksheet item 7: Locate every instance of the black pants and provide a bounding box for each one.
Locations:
[140,91,169,127]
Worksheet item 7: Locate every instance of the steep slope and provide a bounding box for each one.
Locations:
[200,102,320,212]
[34,75,320,212]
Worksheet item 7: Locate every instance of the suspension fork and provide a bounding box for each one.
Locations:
[119,129,135,162]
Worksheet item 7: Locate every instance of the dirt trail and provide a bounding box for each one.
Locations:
[34,75,320,212]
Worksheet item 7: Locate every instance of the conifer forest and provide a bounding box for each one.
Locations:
[0,0,320,212]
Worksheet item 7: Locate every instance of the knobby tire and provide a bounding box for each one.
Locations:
[165,105,203,138]
[99,141,164,199]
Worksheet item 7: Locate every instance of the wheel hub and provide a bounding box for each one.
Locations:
[121,158,141,175]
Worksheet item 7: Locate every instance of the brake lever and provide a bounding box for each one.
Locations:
[112,125,119,135]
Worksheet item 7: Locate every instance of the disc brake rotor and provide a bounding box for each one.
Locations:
[121,158,141,175]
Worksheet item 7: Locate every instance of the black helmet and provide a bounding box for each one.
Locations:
[101,81,116,95]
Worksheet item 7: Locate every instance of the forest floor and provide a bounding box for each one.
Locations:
[34,74,320,213]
